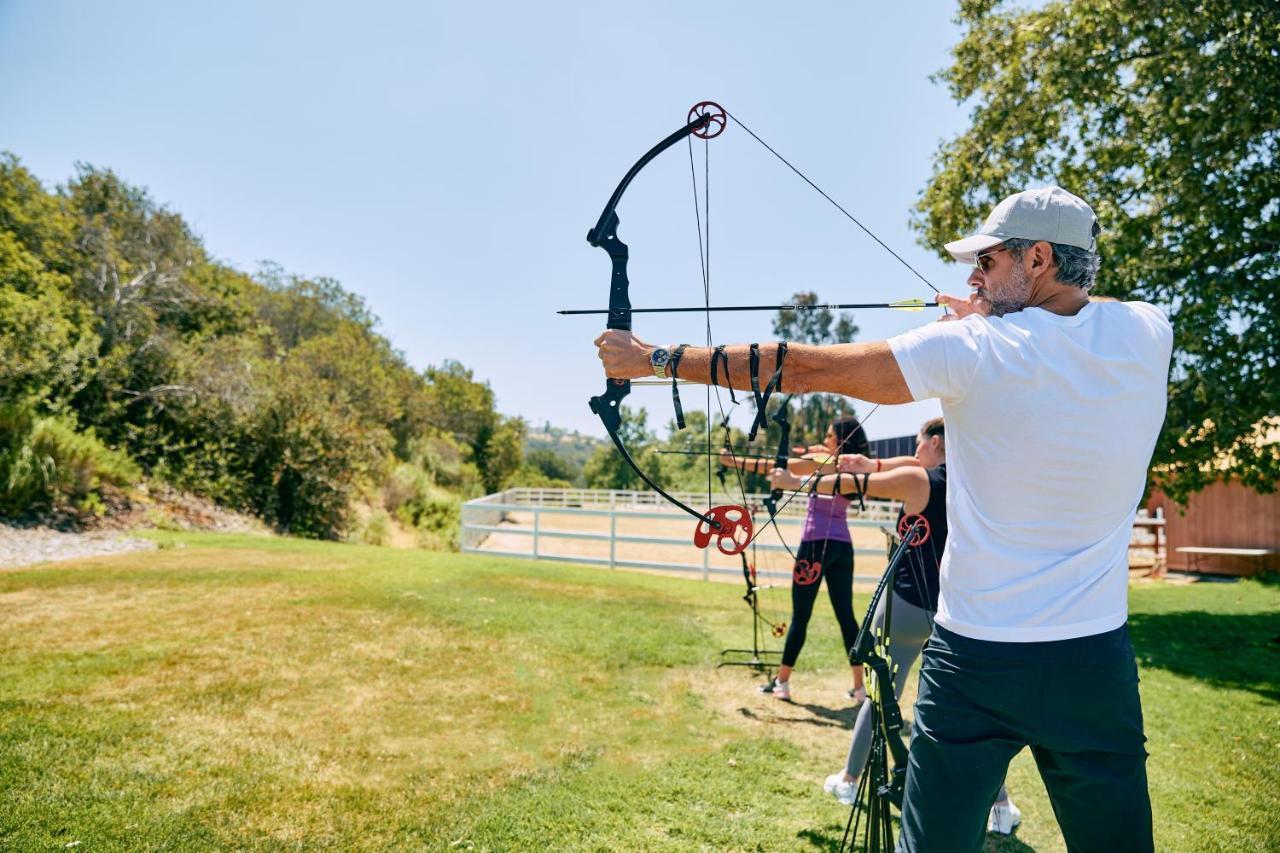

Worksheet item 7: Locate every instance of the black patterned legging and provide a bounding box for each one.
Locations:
[781,538,859,668]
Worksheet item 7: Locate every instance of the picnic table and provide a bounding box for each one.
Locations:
[1175,546,1276,576]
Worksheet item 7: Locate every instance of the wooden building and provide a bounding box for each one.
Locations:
[1146,481,1280,576]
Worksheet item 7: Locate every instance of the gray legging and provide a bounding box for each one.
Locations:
[843,590,1009,802]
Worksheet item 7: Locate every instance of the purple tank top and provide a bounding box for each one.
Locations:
[801,492,852,543]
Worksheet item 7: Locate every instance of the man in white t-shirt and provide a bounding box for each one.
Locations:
[594,186,1171,851]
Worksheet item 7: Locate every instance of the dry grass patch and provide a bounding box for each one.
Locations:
[690,663,923,765]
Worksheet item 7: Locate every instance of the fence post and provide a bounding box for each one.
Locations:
[532,507,540,559]
[609,492,617,569]
[702,538,710,580]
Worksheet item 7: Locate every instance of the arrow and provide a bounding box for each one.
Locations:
[559,298,931,316]
[657,447,769,458]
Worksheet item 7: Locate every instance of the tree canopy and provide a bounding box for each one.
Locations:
[916,0,1279,502]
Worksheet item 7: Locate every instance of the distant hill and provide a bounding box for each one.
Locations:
[523,424,605,486]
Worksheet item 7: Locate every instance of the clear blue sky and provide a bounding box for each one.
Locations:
[0,2,975,441]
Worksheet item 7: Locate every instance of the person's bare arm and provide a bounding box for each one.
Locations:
[722,450,834,477]
[786,453,838,477]
[595,332,913,404]
[837,453,922,474]
[771,466,931,514]
[718,449,775,474]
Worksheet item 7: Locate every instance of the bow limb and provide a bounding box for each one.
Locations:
[593,389,715,522]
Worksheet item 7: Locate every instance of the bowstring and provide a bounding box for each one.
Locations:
[687,106,950,642]
[689,132,793,644]
[713,103,950,542]
[722,109,943,300]
[687,128,712,513]
[740,402,882,551]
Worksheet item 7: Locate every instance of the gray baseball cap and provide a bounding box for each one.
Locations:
[944,186,1099,263]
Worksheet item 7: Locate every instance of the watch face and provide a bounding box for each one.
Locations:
[651,348,671,365]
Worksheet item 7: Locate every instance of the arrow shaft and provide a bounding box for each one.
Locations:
[658,447,773,457]
[560,300,930,315]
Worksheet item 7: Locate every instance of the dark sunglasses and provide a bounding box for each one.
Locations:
[974,246,1010,272]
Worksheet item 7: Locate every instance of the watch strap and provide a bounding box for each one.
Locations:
[670,344,689,430]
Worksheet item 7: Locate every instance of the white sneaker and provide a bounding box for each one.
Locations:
[988,798,1022,834]
[824,771,858,806]
[758,677,791,701]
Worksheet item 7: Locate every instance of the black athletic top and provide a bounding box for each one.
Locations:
[893,464,946,612]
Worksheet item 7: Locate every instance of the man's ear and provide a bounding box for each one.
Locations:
[1031,240,1055,277]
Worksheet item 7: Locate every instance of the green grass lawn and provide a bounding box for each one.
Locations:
[1,533,1277,851]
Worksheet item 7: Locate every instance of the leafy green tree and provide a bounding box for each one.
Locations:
[423,361,528,493]
[254,263,377,350]
[0,153,527,540]
[771,291,863,442]
[916,0,1280,501]
[242,358,383,539]
[0,156,99,404]
[582,407,665,491]
[56,165,244,453]
[477,415,527,493]
[524,448,579,483]
[423,361,499,445]
[410,431,483,496]
[0,232,97,403]
[654,409,768,495]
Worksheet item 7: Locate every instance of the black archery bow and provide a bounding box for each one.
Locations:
[839,513,933,852]
[586,101,753,557]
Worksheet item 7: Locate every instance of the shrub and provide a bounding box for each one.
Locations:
[0,402,140,517]
[354,509,391,547]
[382,461,461,550]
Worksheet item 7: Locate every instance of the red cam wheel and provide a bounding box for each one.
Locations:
[897,513,931,547]
[693,504,752,555]
[688,101,727,139]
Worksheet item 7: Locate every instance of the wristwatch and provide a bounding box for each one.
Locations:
[650,347,672,379]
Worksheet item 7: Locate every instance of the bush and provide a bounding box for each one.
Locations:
[382,461,461,550]
[0,402,140,517]
[353,509,391,547]
[506,462,573,489]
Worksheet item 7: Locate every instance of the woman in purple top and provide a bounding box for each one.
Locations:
[721,417,869,703]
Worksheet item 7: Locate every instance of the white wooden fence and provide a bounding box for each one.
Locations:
[461,487,898,582]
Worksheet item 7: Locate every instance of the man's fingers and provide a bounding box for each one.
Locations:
[594,329,633,348]
[936,292,991,322]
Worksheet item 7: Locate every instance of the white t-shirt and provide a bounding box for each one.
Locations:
[888,301,1172,642]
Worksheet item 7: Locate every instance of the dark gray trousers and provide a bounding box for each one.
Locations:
[899,623,1153,853]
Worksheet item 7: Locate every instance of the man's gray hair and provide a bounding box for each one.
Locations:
[1001,237,1100,291]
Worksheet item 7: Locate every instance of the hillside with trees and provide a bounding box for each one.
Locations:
[0,154,540,545]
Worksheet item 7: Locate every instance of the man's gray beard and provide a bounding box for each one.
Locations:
[987,263,1032,317]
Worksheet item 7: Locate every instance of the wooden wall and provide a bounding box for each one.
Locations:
[1146,480,1280,575]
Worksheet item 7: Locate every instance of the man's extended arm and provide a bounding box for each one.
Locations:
[594,332,913,404]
